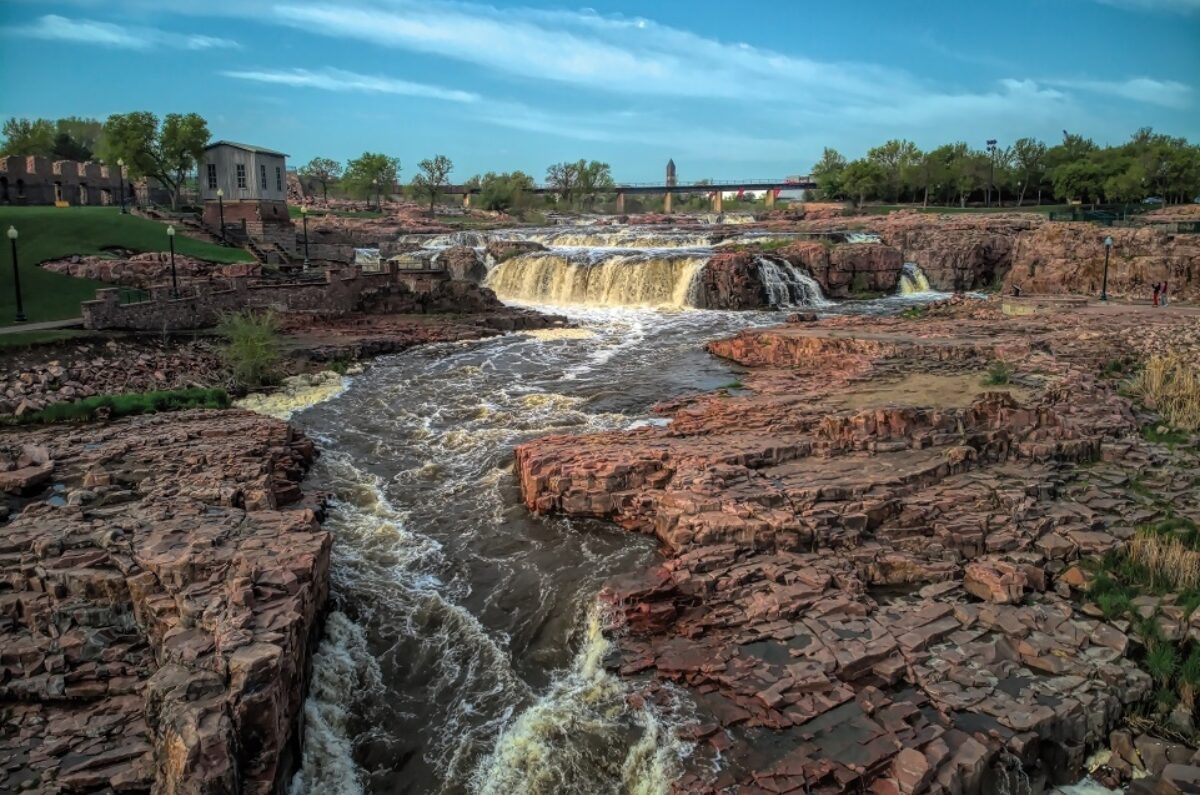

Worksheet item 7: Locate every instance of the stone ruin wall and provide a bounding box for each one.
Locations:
[0,155,132,206]
[80,263,451,331]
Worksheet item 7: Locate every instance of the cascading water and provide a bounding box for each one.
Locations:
[519,229,717,249]
[756,256,830,308]
[487,252,706,308]
[898,263,933,295]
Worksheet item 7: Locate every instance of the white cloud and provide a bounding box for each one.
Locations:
[1043,77,1193,109]
[11,14,239,50]
[221,67,479,103]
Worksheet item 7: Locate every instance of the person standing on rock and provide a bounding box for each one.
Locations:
[1154,282,1161,307]
[1161,281,1169,307]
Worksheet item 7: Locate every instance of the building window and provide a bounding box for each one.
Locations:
[236,164,246,189]
[276,166,282,192]
[260,164,267,190]
[206,163,217,189]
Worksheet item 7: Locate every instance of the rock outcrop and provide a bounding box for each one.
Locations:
[437,245,488,283]
[1006,224,1200,302]
[514,300,1200,793]
[42,254,262,289]
[781,241,903,297]
[693,252,767,310]
[0,410,330,793]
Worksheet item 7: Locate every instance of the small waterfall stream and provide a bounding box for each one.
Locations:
[756,256,830,308]
[898,263,933,295]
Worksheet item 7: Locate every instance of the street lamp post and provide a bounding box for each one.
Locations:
[300,206,310,269]
[1017,180,1023,207]
[7,226,26,322]
[167,225,179,299]
[988,139,998,208]
[216,188,226,244]
[117,158,127,213]
[1101,236,1113,302]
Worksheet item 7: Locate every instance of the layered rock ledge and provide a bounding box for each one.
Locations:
[515,300,1200,793]
[0,410,330,793]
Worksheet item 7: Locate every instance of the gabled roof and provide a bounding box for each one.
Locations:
[204,140,289,157]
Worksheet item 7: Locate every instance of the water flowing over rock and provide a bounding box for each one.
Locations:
[0,410,330,794]
[487,251,707,308]
[899,263,933,295]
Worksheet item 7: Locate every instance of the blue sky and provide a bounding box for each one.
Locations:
[2,0,1198,182]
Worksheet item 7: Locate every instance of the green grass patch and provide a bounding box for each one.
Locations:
[901,306,927,320]
[0,206,252,327]
[720,380,744,390]
[984,361,1014,386]
[0,329,88,349]
[1143,424,1191,447]
[6,387,229,425]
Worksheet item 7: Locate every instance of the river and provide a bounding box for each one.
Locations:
[276,227,943,794]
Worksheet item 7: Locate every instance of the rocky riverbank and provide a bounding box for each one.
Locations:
[515,298,1200,793]
[0,410,329,793]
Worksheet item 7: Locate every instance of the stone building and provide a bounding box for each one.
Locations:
[199,141,295,255]
[666,158,678,188]
[0,156,132,206]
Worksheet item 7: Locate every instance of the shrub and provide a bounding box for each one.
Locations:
[984,361,1013,386]
[1131,355,1200,432]
[217,311,281,389]
[1148,642,1180,688]
[901,306,927,320]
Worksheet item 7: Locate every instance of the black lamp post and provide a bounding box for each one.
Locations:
[301,205,310,269]
[216,188,226,244]
[1101,236,1113,302]
[117,158,127,213]
[8,226,26,322]
[167,225,179,298]
[988,139,998,208]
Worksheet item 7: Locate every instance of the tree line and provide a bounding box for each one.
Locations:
[300,155,614,213]
[812,129,1200,208]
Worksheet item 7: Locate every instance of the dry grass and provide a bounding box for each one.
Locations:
[1130,532,1200,591]
[1131,355,1200,432]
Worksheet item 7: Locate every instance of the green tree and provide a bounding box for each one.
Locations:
[811,148,847,200]
[867,139,921,202]
[1,118,55,157]
[545,160,612,207]
[343,152,399,209]
[54,117,103,160]
[410,154,454,212]
[1011,138,1047,206]
[841,160,885,206]
[99,112,210,209]
[475,171,536,212]
[298,157,343,202]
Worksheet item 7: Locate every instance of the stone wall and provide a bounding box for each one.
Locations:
[81,263,455,330]
[202,199,296,253]
[0,155,131,206]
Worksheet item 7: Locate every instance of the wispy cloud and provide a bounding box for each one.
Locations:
[221,67,479,103]
[10,14,239,50]
[1044,77,1193,108]
[1092,0,1200,13]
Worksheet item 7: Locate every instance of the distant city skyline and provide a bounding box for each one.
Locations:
[1,0,1198,182]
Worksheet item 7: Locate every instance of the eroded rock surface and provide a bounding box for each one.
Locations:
[0,410,329,794]
[515,300,1200,793]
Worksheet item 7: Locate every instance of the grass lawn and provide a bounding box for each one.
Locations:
[0,206,252,326]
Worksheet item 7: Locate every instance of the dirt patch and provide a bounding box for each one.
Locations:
[823,371,1031,411]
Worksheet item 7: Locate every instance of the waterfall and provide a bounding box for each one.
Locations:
[487,252,705,308]
[898,263,932,295]
[522,230,716,249]
[756,257,830,309]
